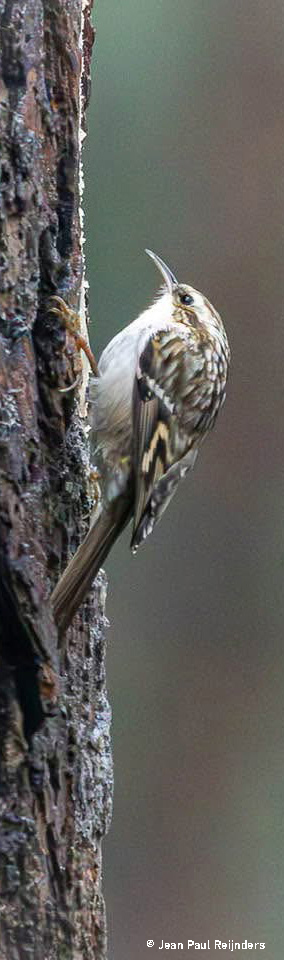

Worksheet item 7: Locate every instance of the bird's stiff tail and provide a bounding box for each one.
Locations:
[51,503,129,635]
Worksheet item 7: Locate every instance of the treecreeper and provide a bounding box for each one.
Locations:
[51,250,230,633]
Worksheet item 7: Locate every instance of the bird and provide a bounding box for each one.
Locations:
[51,250,230,633]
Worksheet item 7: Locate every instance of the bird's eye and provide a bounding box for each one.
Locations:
[180,293,194,306]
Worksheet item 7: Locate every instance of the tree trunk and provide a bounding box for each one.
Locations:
[0,2,112,957]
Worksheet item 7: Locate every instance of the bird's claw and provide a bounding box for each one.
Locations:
[48,296,81,336]
[48,296,99,376]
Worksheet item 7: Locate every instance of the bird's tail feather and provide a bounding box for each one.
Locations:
[52,504,128,634]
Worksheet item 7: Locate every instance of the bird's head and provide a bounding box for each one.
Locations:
[145,248,227,347]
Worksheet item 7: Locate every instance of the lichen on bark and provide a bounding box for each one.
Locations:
[0,2,112,957]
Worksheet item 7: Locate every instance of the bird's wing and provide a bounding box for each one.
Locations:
[131,329,202,551]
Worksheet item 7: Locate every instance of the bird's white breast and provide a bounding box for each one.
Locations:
[94,292,175,453]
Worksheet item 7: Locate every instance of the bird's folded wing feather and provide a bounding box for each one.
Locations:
[131,329,202,550]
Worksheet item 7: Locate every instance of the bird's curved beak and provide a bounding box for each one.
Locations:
[145,249,177,292]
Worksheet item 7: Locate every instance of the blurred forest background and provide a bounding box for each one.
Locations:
[84,1,284,958]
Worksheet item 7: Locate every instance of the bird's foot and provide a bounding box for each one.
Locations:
[48,296,98,376]
[88,468,102,506]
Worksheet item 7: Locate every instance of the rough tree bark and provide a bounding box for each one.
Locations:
[0,2,112,958]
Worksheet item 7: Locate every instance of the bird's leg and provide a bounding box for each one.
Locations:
[48,296,99,376]
[88,467,102,506]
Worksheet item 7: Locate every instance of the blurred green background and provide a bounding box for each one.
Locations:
[84,2,284,958]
